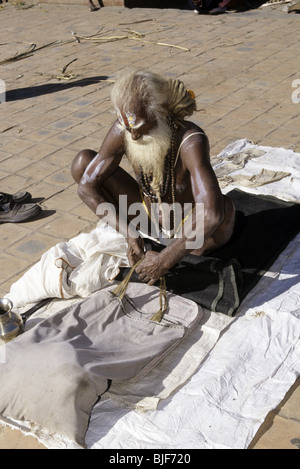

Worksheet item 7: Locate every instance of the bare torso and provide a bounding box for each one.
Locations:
[131,121,206,224]
[73,119,235,284]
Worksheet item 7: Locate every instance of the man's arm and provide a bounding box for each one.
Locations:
[182,132,225,240]
[77,122,145,264]
[77,123,128,236]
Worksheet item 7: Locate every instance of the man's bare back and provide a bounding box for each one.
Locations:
[71,69,235,285]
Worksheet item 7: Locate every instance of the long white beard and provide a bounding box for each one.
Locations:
[125,117,172,193]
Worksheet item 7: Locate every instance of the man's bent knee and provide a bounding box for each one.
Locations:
[71,149,97,184]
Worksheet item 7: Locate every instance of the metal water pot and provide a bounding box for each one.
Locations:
[0,298,24,344]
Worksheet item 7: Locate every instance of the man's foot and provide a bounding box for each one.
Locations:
[0,190,32,205]
[0,200,41,223]
[209,6,226,13]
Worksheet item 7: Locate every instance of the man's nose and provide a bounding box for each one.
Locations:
[131,129,142,140]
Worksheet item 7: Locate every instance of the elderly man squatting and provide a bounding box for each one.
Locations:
[71,69,235,286]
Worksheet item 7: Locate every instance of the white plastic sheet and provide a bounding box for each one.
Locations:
[85,231,300,449]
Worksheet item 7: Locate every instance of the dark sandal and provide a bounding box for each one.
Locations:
[0,190,32,205]
[0,201,41,223]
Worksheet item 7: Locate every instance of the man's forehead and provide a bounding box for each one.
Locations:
[116,106,148,128]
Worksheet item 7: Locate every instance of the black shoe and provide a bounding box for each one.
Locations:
[0,200,41,223]
[0,190,32,205]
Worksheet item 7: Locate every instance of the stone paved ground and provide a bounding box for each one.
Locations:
[0,1,299,449]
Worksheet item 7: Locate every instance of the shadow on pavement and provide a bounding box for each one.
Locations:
[124,0,268,12]
[6,76,110,102]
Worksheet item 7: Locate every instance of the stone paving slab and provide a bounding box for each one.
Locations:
[0,1,299,449]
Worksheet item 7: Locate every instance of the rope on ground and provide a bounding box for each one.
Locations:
[71,30,190,52]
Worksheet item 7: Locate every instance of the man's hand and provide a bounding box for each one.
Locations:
[135,250,168,286]
[127,235,145,266]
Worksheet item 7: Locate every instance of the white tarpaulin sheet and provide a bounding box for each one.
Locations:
[1,140,299,449]
[86,232,300,449]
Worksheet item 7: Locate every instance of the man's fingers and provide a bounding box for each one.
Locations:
[128,249,144,267]
[147,279,157,286]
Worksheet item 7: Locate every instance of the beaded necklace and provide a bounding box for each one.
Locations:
[138,118,179,236]
[138,118,178,201]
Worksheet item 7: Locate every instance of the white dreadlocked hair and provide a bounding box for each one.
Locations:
[111,68,197,122]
